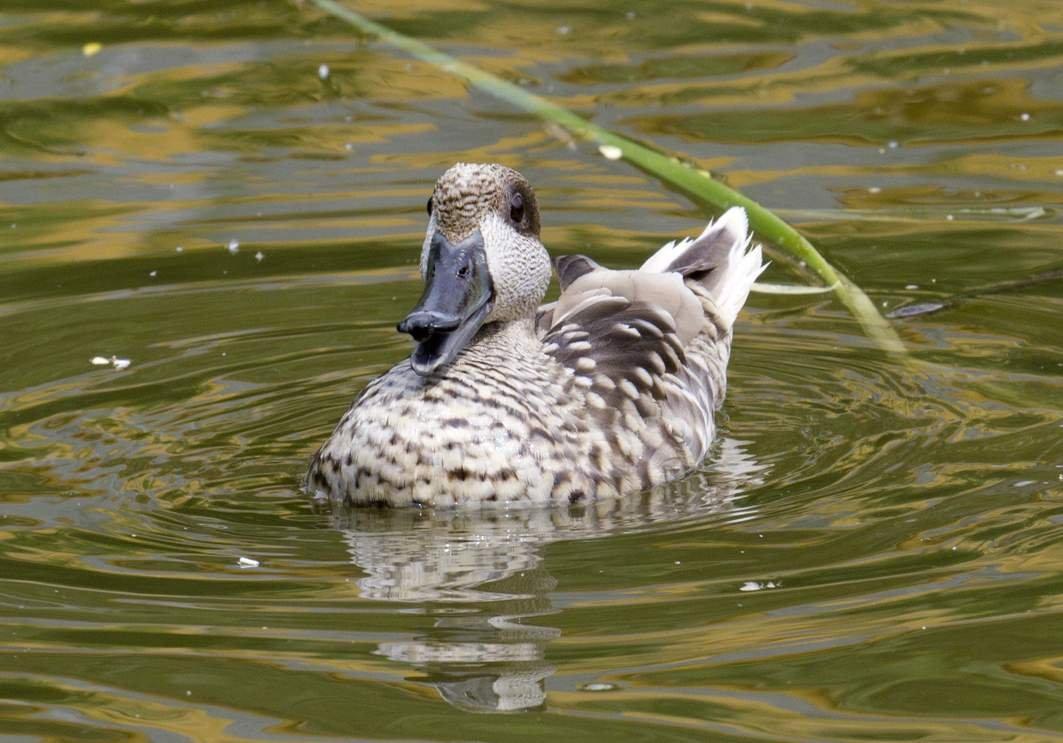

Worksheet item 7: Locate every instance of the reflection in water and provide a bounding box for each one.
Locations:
[330,439,764,711]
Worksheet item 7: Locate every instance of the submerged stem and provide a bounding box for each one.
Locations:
[308,0,906,354]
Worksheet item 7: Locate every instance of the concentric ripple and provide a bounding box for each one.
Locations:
[1,0,1061,740]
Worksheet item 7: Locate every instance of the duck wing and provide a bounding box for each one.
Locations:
[538,208,765,461]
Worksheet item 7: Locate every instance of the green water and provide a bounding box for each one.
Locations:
[1,0,1062,739]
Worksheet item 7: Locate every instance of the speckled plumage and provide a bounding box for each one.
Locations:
[307,163,764,508]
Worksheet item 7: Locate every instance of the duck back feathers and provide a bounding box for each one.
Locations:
[535,206,764,467]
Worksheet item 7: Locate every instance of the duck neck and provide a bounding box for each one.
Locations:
[468,317,540,357]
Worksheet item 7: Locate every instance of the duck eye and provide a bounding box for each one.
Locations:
[426,197,433,216]
[509,192,524,225]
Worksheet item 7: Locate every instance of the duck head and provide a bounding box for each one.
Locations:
[398,163,550,376]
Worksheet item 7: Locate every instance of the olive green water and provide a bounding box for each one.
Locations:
[1,1,1062,740]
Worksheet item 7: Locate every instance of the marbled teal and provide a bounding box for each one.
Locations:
[306,163,765,508]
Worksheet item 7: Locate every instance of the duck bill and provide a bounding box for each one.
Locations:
[397,229,494,376]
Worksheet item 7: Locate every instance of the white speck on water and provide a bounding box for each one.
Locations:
[674,561,681,565]
[1055,169,1063,176]
[237,556,260,568]
[599,144,623,160]
[254,251,264,262]
[921,625,927,630]
[625,10,636,19]
[556,25,571,35]
[90,356,110,366]
[868,186,881,194]
[906,284,919,290]
[112,357,131,370]
[877,147,886,154]
[583,682,618,691]
[740,581,763,592]
[186,690,192,696]
[149,270,157,278]
[888,140,899,149]
[344,142,354,151]
[946,214,954,221]
[226,239,239,254]
[318,63,330,80]
[175,245,184,253]
[1014,480,1036,487]
[1019,112,1030,121]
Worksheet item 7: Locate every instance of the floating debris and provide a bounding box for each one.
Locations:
[90,355,131,370]
[149,270,157,278]
[254,251,264,262]
[739,580,778,592]
[175,245,184,253]
[556,25,571,35]
[598,144,623,160]
[82,42,102,57]
[905,284,919,290]
[237,556,260,568]
[226,239,239,254]
[318,63,330,80]
[887,301,947,319]
[581,682,618,692]
[1020,112,1030,122]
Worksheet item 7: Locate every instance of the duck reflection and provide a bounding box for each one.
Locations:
[327,438,764,712]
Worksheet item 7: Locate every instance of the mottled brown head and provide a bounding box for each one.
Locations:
[428,163,540,243]
[400,163,552,375]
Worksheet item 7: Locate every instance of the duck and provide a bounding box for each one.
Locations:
[306,162,765,508]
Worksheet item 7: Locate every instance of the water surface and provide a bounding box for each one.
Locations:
[1,0,1062,739]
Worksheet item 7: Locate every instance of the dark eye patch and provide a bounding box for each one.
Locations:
[509,191,524,225]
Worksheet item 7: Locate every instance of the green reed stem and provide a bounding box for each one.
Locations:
[308,0,906,354]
